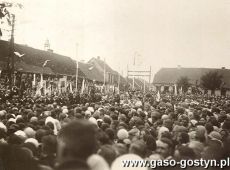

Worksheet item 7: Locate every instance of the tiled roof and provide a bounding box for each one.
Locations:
[153,67,230,88]
[0,40,85,77]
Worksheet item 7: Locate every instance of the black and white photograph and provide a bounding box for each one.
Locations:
[0,0,229,170]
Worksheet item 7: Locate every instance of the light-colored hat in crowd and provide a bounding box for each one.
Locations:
[111,154,147,170]
[117,129,129,140]
[24,127,36,138]
[25,138,39,148]
[87,154,109,170]
[89,117,98,126]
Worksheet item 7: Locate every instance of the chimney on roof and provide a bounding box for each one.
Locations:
[97,56,100,60]
[44,39,50,51]
[222,67,226,69]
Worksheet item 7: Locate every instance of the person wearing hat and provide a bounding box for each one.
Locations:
[98,144,116,166]
[156,138,174,160]
[117,129,129,143]
[129,140,147,158]
[0,137,39,170]
[39,135,57,168]
[202,131,224,160]
[0,122,7,144]
[87,154,109,170]
[55,120,97,170]
[188,141,204,158]
[158,126,169,140]
[195,125,206,143]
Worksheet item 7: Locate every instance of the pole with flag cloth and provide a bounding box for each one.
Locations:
[76,61,79,92]
[35,86,41,96]
[156,91,161,102]
[174,84,177,95]
[81,78,85,94]
[132,54,136,90]
[118,72,120,94]
[69,81,73,93]
[43,80,47,95]
[75,43,79,92]
[143,79,146,93]
[103,58,106,93]
[132,76,135,90]
[32,74,36,87]
[41,60,50,95]
[180,86,183,95]
[40,73,43,88]
[117,64,121,94]
[35,73,43,96]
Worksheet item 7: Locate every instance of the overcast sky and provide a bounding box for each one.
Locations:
[2,0,230,80]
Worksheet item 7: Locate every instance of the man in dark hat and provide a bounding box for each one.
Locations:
[55,120,97,170]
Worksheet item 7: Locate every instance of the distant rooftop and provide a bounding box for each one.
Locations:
[153,67,230,87]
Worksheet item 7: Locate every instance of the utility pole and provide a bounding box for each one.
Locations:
[149,66,151,91]
[103,58,106,86]
[8,14,15,89]
[118,68,120,94]
[143,78,146,93]
[75,43,79,92]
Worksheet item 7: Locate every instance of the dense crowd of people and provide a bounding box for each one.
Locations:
[0,89,230,170]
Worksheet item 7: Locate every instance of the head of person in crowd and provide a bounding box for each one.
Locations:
[174,145,196,161]
[156,137,174,159]
[2,83,230,170]
[129,140,147,158]
[97,144,116,166]
[202,131,224,160]
[188,141,204,158]
[56,120,97,167]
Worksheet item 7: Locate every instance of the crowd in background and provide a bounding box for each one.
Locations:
[0,89,229,170]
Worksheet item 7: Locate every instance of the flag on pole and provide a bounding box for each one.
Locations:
[103,58,106,86]
[156,91,161,102]
[76,61,79,92]
[40,74,43,87]
[46,84,52,96]
[58,80,61,93]
[59,76,67,92]
[35,87,41,96]
[35,81,42,96]
[174,84,177,95]
[132,76,135,90]
[161,86,164,92]
[81,78,85,94]
[69,82,73,93]
[43,80,47,95]
[179,86,183,94]
[113,85,115,94]
[75,43,79,92]
[118,71,120,94]
[32,74,36,86]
